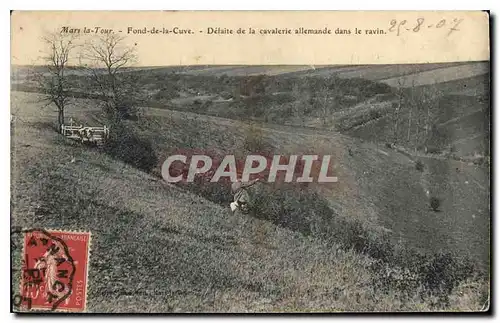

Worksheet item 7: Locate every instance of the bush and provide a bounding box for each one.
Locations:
[188,177,233,205]
[369,109,382,119]
[153,87,179,101]
[419,252,475,295]
[191,100,212,113]
[243,122,274,154]
[220,91,233,100]
[364,80,394,96]
[371,249,476,302]
[430,197,441,212]
[427,146,442,154]
[415,160,425,172]
[104,122,158,172]
[251,184,331,234]
[473,157,485,166]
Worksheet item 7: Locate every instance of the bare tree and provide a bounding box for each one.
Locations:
[388,74,444,153]
[392,77,406,144]
[291,82,310,126]
[406,84,442,151]
[407,79,416,143]
[421,87,442,137]
[80,33,138,121]
[317,87,330,124]
[315,79,340,126]
[34,31,78,128]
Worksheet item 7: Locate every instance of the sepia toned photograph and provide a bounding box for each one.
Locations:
[10,11,490,313]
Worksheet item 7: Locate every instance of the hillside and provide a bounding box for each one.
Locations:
[11,59,491,312]
[11,92,389,312]
[138,106,491,267]
[11,90,490,312]
[10,63,490,247]
[142,61,490,159]
[344,79,490,158]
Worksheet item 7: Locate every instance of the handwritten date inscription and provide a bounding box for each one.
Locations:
[388,18,463,36]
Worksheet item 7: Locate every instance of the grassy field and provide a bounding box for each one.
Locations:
[118,62,477,80]
[11,90,489,312]
[379,62,489,88]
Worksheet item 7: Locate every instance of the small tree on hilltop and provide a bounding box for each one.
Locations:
[33,31,79,129]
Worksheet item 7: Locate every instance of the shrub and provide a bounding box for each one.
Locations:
[250,184,332,235]
[153,87,179,101]
[430,197,441,212]
[220,91,232,100]
[419,252,475,296]
[369,109,382,119]
[364,80,394,96]
[188,177,233,205]
[249,183,478,302]
[427,146,442,154]
[371,249,477,302]
[191,100,212,113]
[473,157,485,166]
[415,160,425,172]
[243,122,274,154]
[104,122,158,172]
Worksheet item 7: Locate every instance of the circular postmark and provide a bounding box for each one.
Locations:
[15,228,76,311]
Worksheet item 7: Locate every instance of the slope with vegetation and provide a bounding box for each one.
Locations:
[11,89,490,312]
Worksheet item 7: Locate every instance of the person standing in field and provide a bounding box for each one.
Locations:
[230,177,260,214]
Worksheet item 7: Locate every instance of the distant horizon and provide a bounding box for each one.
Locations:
[10,60,490,69]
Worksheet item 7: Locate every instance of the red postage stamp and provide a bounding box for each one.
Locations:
[17,229,91,312]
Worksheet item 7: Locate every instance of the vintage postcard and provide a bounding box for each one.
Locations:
[10,11,490,313]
